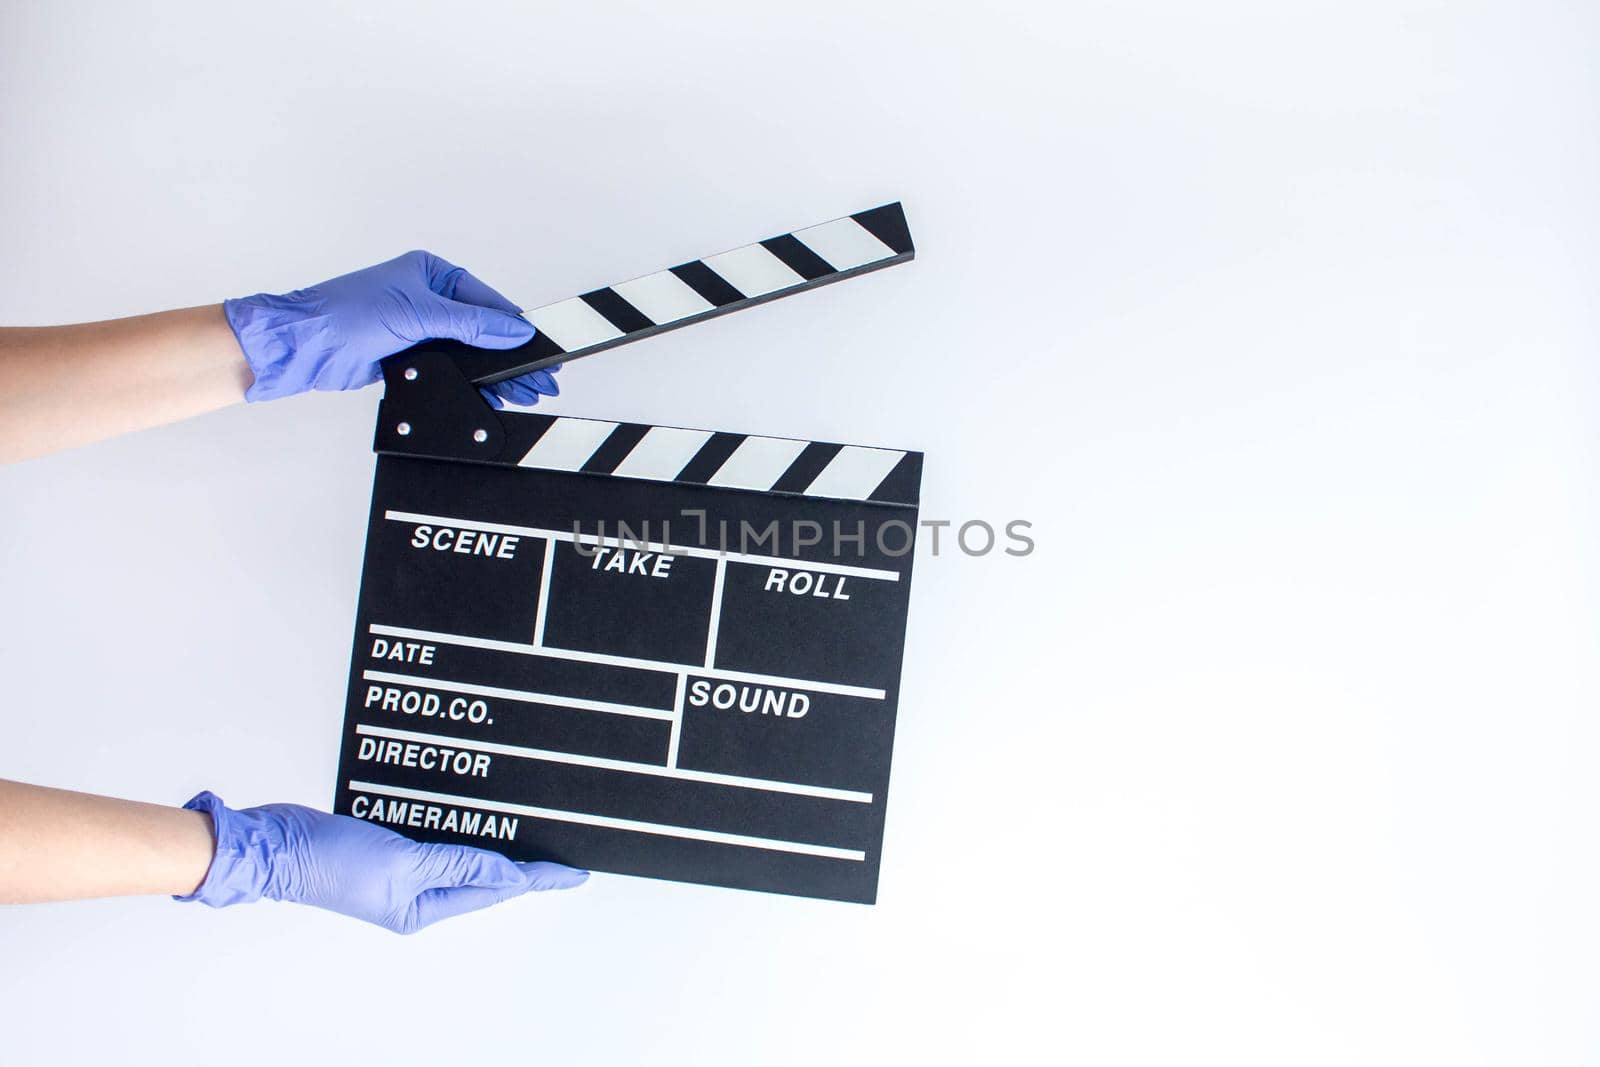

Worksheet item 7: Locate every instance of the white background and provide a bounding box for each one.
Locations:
[2,1,1597,1063]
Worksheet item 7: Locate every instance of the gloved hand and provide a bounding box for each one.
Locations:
[224,250,561,409]
[175,791,586,934]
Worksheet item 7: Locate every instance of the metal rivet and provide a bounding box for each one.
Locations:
[473,428,489,443]
[396,422,412,436]
[403,367,419,381]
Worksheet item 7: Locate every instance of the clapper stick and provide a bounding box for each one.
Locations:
[340,202,919,903]
[374,203,913,464]
[477,202,910,383]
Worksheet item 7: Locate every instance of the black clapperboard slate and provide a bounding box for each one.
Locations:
[333,204,918,903]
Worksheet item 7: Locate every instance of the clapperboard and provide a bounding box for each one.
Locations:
[333,204,919,903]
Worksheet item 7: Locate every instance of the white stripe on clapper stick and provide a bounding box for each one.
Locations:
[610,270,714,326]
[700,243,805,298]
[517,418,618,470]
[804,445,906,501]
[522,296,624,351]
[790,217,897,271]
[706,435,810,492]
[610,426,714,481]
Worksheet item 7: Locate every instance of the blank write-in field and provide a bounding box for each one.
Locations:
[353,722,873,803]
[362,669,675,721]
[383,510,903,582]
[346,779,867,862]
[368,623,889,701]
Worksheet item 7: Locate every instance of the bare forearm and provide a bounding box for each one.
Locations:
[0,305,252,464]
[0,779,216,903]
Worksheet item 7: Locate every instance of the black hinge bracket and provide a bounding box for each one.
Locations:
[372,343,513,463]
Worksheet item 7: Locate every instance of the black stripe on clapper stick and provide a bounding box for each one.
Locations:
[768,442,844,495]
[669,261,746,307]
[851,203,915,255]
[760,235,835,281]
[867,452,923,505]
[580,288,655,334]
[499,411,560,458]
[580,422,651,474]
[675,433,747,483]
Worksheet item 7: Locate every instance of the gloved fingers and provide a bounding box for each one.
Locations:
[477,368,558,407]
[400,882,530,933]
[523,369,560,395]
[407,250,520,316]
[484,370,559,408]
[404,251,489,306]
[517,861,590,891]
[396,862,587,933]
[437,265,524,318]
[411,841,527,892]
[422,294,536,351]
[485,379,539,408]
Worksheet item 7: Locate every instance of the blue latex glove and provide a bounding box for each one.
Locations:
[224,250,561,409]
[176,791,586,934]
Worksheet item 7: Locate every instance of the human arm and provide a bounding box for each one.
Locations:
[0,778,216,901]
[0,251,560,465]
[0,306,250,464]
[0,779,586,932]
